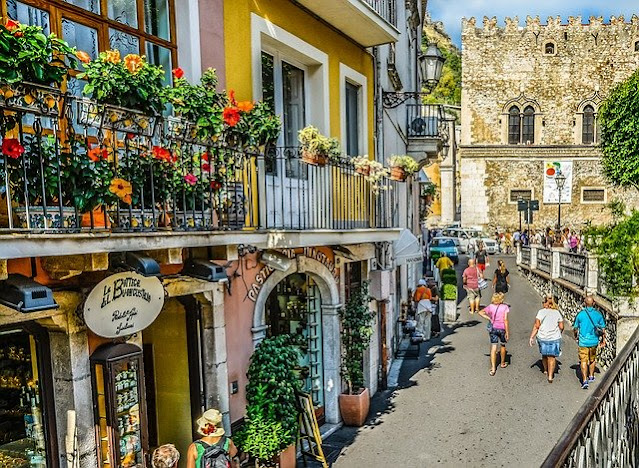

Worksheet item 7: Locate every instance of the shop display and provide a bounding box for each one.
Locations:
[0,331,48,467]
[90,343,147,468]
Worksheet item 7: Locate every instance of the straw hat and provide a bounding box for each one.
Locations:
[196,409,225,437]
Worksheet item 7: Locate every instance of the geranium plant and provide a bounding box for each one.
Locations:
[80,50,166,115]
[0,19,78,86]
[388,155,419,174]
[352,156,390,192]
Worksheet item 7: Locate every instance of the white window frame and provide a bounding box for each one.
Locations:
[251,13,329,134]
[543,41,557,56]
[508,188,534,204]
[581,186,607,204]
[340,63,368,157]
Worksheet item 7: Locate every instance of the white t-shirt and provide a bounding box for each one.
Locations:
[536,308,563,341]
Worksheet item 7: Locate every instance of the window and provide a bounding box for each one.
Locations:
[581,188,606,203]
[582,105,595,144]
[509,189,532,203]
[345,82,360,156]
[522,106,535,144]
[508,106,520,144]
[344,261,362,301]
[635,40,639,52]
[6,0,177,85]
[544,42,555,55]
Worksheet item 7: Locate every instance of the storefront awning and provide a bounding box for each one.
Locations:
[393,229,423,266]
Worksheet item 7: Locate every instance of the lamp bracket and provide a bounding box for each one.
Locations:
[382,91,434,109]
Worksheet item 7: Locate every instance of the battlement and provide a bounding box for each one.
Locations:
[462,14,639,36]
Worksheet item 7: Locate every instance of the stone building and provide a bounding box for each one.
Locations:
[460,15,639,231]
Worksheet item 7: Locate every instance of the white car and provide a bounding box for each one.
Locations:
[441,228,500,255]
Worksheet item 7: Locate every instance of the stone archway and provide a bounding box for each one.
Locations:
[251,254,343,424]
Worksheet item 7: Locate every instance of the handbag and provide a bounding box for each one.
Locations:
[584,308,605,338]
[477,267,488,290]
[486,304,502,331]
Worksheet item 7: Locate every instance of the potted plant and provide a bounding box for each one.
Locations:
[421,181,437,204]
[441,272,458,322]
[298,125,340,167]
[237,335,300,467]
[339,281,375,426]
[388,155,419,181]
[352,156,390,193]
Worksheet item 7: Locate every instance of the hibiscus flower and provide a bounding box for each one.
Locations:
[5,19,19,32]
[1,138,24,159]
[184,173,198,186]
[105,50,121,64]
[76,50,91,64]
[124,54,143,74]
[152,146,172,162]
[88,146,108,162]
[109,178,133,204]
[237,101,254,113]
[228,89,237,106]
[210,180,222,191]
[172,67,184,79]
[223,107,241,127]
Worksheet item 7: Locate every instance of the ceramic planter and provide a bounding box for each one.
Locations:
[277,444,296,468]
[80,206,111,229]
[15,206,77,229]
[355,165,371,176]
[301,150,329,167]
[441,299,458,323]
[339,387,370,426]
[389,166,408,181]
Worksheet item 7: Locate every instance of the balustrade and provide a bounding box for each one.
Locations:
[558,252,587,288]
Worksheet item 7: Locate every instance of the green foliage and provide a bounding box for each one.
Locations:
[583,211,639,296]
[0,21,77,86]
[243,335,301,451]
[422,22,461,106]
[442,284,457,301]
[232,101,281,148]
[80,51,166,115]
[340,282,375,394]
[234,413,287,466]
[599,69,639,189]
[389,155,419,174]
[298,125,342,162]
[441,270,458,286]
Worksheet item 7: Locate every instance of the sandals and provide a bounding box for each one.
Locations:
[489,370,496,376]
[500,363,508,368]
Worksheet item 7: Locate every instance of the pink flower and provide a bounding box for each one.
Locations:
[202,162,210,172]
[184,173,197,186]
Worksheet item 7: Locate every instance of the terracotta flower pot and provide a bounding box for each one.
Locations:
[389,166,407,181]
[339,387,370,426]
[355,165,371,176]
[81,206,111,228]
[301,150,329,167]
[277,444,296,468]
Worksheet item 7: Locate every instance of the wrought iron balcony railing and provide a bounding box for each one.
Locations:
[364,0,397,27]
[0,84,399,235]
[407,103,443,138]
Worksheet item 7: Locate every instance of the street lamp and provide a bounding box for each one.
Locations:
[419,43,445,91]
[555,171,567,232]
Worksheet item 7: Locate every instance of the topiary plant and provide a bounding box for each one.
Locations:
[442,283,457,301]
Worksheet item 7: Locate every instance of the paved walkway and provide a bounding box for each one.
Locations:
[312,256,601,468]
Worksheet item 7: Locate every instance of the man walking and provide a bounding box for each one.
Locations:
[463,259,481,314]
[573,296,606,389]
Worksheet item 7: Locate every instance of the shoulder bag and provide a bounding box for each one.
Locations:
[584,308,605,339]
[477,267,488,290]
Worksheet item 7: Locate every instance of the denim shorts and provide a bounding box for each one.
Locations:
[489,329,507,345]
[537,339,561,357]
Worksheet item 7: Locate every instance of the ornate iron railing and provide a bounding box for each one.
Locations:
[542,325,639,467]
[364,0,397,26]
[559,251,587,288]
[0,84,399,234]
[406,103,442,138]
[536,248,552,274]
[521,246,531,266]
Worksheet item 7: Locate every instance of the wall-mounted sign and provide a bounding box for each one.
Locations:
[543,160,573,204]
[84,272,165,338]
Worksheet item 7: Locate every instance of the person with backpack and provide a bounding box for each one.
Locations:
[186,408,238,468]
[573,296,606,389]
[478,293,510,376]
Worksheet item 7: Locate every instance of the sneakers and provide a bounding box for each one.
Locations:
[581,381,589,390]
[588,376,596,383]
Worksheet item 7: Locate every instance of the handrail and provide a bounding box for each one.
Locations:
[542,324,639,467]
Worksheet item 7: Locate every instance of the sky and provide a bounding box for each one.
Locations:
[428,0,639,47]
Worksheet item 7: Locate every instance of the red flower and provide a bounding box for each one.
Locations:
[126,132,135,140]
[237,101,254,113]
[184,173,197,186]
[88,146,108,162]
[223,107,241,127]
[210,180,222,191]
[5,19,19,32]
[152,145,172,162]
[228,89,237,106]
[1,138,24,159]
[172,67,184,79]
[201,152,209,162]
[201,162,210,172]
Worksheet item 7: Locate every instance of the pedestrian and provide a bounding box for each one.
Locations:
[428,278,441,337]
[413,278,432,340]
[186,408,238,468]
[573,296,606,389]
[435,251,454,272]
[152,444,180,468]
[529,294,564,383]
[513,230,521,248]
[569,231,579,253]
[479,293,510,376]
[475,241,489,274]
[492,259,510,294]
[462,258,481,314]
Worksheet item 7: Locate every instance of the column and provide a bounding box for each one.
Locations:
[551,248,561,279]
[530,245,538,270]
[321,304,342,425]
[516,243,521,265]
[586,254,599,293]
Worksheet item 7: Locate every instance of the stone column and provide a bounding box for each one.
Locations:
[516,243,522,265]
[321,304,342,425]
[586,254,599,293]
[530,245,538,270]
[551,249,561,279]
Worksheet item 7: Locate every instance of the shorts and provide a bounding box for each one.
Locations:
[538,339,561,357]
[579,346,597,363]
[467,288,481,301]
[489,329,507,345]
[477,263,486,272]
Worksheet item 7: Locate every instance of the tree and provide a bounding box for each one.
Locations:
[599,69,639,189]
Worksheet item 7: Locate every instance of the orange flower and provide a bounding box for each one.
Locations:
[5,19,19,32]
[223,107,241,127]
[76,50,91,64]
[124,54,143,74]
[237,101,254,113]
[88,146,108,162]
[109,178,133,204]
[228,89,237,106]
[152,145,172,163]
[105,50,121,64]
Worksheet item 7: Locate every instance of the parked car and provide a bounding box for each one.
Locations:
[429,237,459,264]
[441,228,481,254]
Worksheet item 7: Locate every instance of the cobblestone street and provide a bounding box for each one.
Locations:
[314,256,601,468]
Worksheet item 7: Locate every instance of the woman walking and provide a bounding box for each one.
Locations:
[479,293,510,376]
[492,260,510,294]
[475,241,489,274]
[529,294,564,383]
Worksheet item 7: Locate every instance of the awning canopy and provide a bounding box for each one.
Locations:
[393,229,423,266]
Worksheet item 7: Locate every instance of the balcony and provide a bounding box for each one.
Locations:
[0,85,400,259]
[294,0,399,46]
[406,102,443,164]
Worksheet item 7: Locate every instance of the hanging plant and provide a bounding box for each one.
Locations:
[352,156,390,192]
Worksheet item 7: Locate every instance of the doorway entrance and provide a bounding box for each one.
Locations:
[265,273,325,422]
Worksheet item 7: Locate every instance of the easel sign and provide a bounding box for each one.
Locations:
[296,391,328,468]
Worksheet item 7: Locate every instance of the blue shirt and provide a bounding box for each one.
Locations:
[574,307,605,348]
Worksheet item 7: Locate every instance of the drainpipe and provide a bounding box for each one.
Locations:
[372,46,383,163]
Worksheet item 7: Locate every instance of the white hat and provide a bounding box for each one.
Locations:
[196,409,225,437]
[418,279,427,286]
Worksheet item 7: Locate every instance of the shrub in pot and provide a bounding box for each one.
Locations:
[352,156,390,192]
[388,155,419,181]
[298,125,340,166]
[339,281,375,426]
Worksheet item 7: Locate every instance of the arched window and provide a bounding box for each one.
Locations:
[522,106,535,144]
[635,40,639,52]
[545,42,555,55]
[508,106,520,144]
[582,105,595,144]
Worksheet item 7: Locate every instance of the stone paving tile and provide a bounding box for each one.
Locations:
[301,256,601,468]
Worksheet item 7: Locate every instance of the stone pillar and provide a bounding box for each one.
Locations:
[321,304,342,425]
[199,285,231,433]
[551,249,561,279]
[615,298,639,355]
[586,254,599,293]
[516,243,522,265]
[530,245,538,270]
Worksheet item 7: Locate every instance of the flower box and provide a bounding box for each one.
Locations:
[389,166,408,181]
[355,165,371,176]
[14,206,77,229]
[301,150,329,167]
[0,82,62,117]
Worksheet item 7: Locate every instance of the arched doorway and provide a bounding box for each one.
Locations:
[265,273,325,419]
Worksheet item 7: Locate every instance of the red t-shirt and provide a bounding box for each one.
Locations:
[463,267,479,289]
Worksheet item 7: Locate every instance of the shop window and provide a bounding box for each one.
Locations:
[581,188,606,203]
[509,189,532,203]
[0,327,54,467]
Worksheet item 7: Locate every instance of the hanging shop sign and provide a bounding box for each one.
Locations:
[84,272,165,338]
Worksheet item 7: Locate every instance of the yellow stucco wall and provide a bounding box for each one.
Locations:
[425,163,442,217]
[223,0,375,157]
